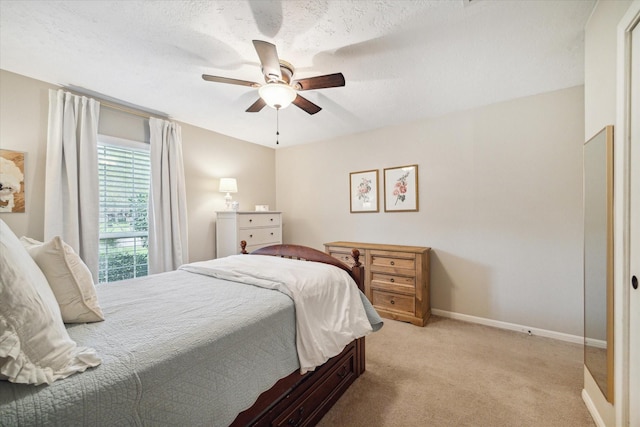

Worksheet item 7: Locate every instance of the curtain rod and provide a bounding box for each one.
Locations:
[63,88,169,121]
[100,101,167,120]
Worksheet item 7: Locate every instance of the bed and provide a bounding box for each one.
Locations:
[0,230,382,427]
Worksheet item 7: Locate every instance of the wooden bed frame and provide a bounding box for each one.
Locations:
[231,242,366,426]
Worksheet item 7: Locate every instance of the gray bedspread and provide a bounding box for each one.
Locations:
[1,270,300,426]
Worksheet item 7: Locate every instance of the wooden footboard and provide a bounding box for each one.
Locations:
[232,243,366,426]
[232,337,364,426]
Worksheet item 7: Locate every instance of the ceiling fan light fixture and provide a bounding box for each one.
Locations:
[259,83,296,109]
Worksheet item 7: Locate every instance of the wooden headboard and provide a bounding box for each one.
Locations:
[240,241,364,292]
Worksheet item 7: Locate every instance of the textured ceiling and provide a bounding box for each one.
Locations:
[0,0,595,147]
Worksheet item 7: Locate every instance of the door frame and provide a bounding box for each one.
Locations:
[615,1,640,425]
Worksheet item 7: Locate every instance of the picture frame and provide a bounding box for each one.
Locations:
[349,169,379,213]
[0,149,26,213]
[384,164,419,212]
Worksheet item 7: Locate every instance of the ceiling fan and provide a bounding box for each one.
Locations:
[202,40,345,115]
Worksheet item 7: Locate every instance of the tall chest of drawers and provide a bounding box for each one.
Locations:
[324,241,431,326]
[216,211,282,258]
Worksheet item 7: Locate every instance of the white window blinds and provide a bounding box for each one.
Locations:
[97,138,150,283]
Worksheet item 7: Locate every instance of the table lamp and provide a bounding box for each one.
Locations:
[219,178,238,211]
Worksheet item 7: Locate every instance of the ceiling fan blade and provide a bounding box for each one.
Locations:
[202,74,260,87]
[252,40,282,81]
[293,73,345,91]
[246,97,267,113]
[292,94,322,115]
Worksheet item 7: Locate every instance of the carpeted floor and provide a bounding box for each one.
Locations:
[317,316,595,427]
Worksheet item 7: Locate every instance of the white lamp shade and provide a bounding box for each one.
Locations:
[219,178,238,193]
[259,83,297,109]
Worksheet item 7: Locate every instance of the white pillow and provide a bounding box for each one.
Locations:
[21,236,104,323]
[0,219,101,385]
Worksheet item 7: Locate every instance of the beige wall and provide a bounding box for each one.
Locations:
[276,86,585,336]
[0,70,52,239]
[181,122,275,261]
[0,69,276,263]
[583,1,634,425]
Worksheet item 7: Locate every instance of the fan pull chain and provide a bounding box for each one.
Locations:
[276,107,280,145]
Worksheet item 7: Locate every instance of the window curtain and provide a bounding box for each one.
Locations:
[44,89,100,281]
[148,117,189,274]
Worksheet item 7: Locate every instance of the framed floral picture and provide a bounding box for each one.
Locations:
[350,169,379,213]
[384,164,419,212]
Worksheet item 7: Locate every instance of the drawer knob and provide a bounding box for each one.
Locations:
[390,261,395,266]
[249,219,253,222]
[270,232,274,236]
[390,299,395,305]
[337,366,348,378]
[390,278,395,283]
[270,218,273,221]
[288,406,304,426]
[249,234,253,238]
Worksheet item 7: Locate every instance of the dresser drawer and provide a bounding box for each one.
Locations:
[273,347,356,427]
[370,252,415,272]
[371,272,415,295]
[238,213,281,228]
[372,289,415,315]
[239,226,281,246]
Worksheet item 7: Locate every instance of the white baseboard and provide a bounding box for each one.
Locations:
[431,309,584,345]
[585,337,607,349]
[581,389,606,427]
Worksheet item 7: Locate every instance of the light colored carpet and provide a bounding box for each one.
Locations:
[318,316,595,427]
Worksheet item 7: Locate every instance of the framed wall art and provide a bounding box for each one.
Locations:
[350,169,378,213]
[0,149,25,213]
[384,164,418,212]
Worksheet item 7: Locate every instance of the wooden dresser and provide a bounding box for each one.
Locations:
[324,241,431,326]
[216,211,282,258]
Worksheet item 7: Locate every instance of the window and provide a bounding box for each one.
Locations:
[97,136,150,283]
